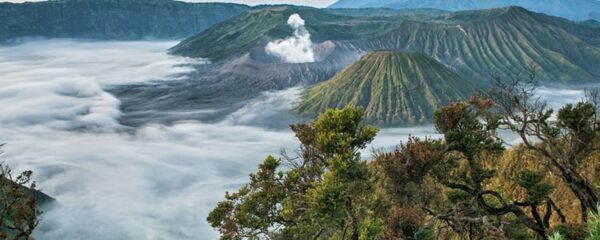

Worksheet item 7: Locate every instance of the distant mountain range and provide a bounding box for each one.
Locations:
[0,0,249,43]
[114,5,600,126]
[329,0,600,21]
[4,1,597,126]
[172,6,600,85]
[296,51,473,125]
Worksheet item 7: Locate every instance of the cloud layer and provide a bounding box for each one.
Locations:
[0,40,299,239]
[0,40,595,239]
[0,40,198,130]
[265,14,316,63]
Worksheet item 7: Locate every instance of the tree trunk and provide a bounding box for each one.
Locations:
[563,171,599,222]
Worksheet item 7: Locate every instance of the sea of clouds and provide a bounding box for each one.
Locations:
[0,39,594,239]
[0,40,302,239]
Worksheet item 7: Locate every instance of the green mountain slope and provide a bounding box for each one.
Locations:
[296,51,474,125]
[169,6,400,60]
[0,0,249,42]
[356,7,600,84]
[172,6,600,84]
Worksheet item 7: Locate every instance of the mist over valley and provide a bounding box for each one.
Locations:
[0,0,599,239]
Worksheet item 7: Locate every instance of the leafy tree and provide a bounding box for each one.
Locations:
[427,101,562,239]
[206,156,286,239]
[207,107,381,240]
[478,66,600,222]
[208,79,600,239]
[371,137,446,239]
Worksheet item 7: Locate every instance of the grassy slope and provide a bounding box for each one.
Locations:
[169,6,402,60]
[355,7,600,84]
[296,51,475,125]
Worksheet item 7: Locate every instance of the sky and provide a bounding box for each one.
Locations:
[3,0,338,8]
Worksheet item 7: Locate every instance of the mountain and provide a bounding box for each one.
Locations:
[323,8,449,18]
[112,41,362,126]
[121,6,600,126]
[329,0,600,21]
[582,20,600,28]
[295,51,474,125]
[169,6,392,61]
[0,0,249,43]
[356,7,600,84]
[172,6,600,84]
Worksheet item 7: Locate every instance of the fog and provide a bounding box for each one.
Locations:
[0,40,593,239]
[0,40,200,130]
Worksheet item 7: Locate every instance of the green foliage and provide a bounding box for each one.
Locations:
[516,171,554,206]
[358,217,384,240]
[208,106,381,239]
[550,232,568,240]
[550,224,587,240]
[549,207,600,240]
[434,102,504,159]
[587,206,600,240]
[558,102,597,146]
[430,100,560,238]
[210,91,600,239]
[482,72,600,223]
[503,220,535,240]
[206,155,287,239]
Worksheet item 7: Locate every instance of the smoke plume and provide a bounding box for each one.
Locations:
[265,14,315,63]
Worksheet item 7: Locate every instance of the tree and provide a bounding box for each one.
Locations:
[427,101,563,239]
[478,66,600,222]
[372,137,446,239]
[207,107,381,240]
[0,160,43,240]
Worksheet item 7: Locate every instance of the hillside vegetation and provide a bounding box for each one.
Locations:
[169,6,394,61]
[296,51,474,125]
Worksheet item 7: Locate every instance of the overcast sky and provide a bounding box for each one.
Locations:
[2,0,338,8]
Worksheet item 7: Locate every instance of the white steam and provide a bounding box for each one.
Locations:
[265,14,316,63]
